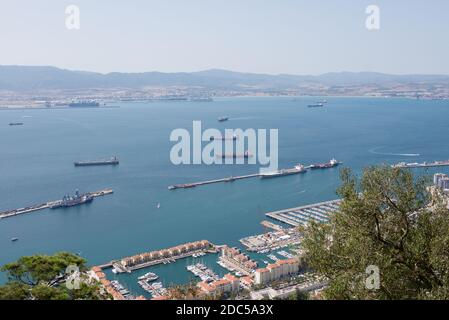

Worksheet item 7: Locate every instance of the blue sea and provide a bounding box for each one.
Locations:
[1,97,448,296]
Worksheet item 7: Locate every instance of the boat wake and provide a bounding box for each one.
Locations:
[369,147,420,157]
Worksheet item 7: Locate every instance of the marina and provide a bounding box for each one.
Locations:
[0,189,114,219]
[265,199,341,227]
[186,263,220,282]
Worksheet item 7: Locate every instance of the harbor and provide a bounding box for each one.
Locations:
[265,199,341,227]
[0,189,114,219]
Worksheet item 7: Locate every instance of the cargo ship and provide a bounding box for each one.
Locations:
[210,134,238,141]
[9,122,24,126]
[218,117,229,122]
[260,164,306,179]
[307,103,324,108]
[69,101,100,108]
[50,190,94,209]
[74,156,119,167]
[216,150,253,159]
[168,184,196,190]
[309,158,340,169]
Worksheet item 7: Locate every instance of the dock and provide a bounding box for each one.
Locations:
[168,159,341,190]
[261,220,284,231]
[0,189,114,220]
[393,160,449,169]
[168,173,261,190]
[265,199,341,227]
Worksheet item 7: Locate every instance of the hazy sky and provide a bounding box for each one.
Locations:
[1,0,448,75]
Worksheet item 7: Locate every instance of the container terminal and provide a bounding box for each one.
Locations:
[168,159,340,190]
[0,189,113,219]
[392,159,449,169]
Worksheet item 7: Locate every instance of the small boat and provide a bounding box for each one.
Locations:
[218,117,229,122]
[11,237,19,242]
[156,203,161,209]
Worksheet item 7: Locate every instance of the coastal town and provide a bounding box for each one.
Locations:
[83,172,449,301]
[85,199,346,300]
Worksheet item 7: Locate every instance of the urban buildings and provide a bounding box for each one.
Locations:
[197,273,240,296]
[434,173,449,191]
[220,246,258,275]
[119,240,213,270]
[254,259,301,286]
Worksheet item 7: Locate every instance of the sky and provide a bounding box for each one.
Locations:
[0,0,448,75]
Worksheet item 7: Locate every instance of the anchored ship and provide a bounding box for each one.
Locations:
[260,164,307,179]
[74,156,119,167]
[307,103,324,108]
[216,150,253,159]
[168,184,197,190]
[218,117,229,122]
[9,122,24,126]
[50,190,94,209]
[210,134,238,141]
[309,158,340,169]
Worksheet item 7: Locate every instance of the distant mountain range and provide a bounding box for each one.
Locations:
[1,65,448,91]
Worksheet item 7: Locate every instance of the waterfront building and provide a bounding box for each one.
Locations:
[240,276,254,288]
[220,246,258,274]
[120,240,213,269]
[434,173,448,188]
[440,177,449,191]
[197,273,239,296]
[254,258,300,286]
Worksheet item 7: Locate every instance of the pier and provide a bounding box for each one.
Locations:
[393,160,449,169]
[168,173,260,190]
[168,159,341,190]
[265,199,341,227]
[261,220,284,231]
[0,189,114,220]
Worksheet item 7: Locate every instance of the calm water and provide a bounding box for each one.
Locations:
[1,97,449,295]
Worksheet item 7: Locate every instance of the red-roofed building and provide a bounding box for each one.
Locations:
[254,259,300,285]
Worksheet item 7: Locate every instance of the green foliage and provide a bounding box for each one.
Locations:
[2,252,86,286]
[301,166,449,300]
[0,252,106,300]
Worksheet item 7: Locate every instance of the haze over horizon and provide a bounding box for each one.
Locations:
[1,0,448,75]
